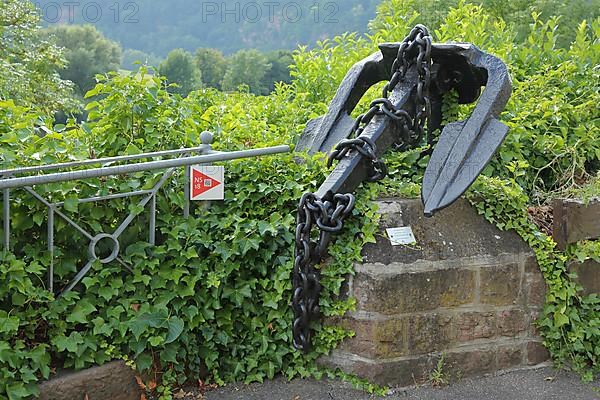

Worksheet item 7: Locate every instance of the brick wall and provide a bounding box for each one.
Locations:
[320,198,549,387]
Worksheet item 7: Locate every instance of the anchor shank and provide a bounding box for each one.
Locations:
[316,68,420,200]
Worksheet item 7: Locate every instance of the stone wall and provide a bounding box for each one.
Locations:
[320,198,549,387]
[39,361,139,400]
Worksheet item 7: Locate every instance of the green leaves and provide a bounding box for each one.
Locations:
[129,311,167,340]
[0,312,19,335]
[52,332,84,353]
[554,311,570,327]
[223,284,253,307]
[63,196,79,213]
[165,318,184,344]
[0,4,595,395]
[66,300,97,324]
[128,311,184,345]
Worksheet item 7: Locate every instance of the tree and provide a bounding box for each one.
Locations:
[195,48,227,90]
[263,50,294,92]
[121,49,161,70]
[159,49,202,97]
[0,0,75,112]
[221,49,271,95]
[46,25,122,96]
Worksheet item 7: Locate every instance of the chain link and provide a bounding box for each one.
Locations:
[327,136,388,182]
[292,25,432,351]
[292,193,355,351]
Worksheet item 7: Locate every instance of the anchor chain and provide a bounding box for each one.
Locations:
[292,193,355,351]
[328,136,388,182]
[292,25,433,351]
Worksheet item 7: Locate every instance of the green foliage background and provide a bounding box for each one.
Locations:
[35,0,382,56]
[46,24,122,97]
[0,1,75,113]
[0,1,599,399]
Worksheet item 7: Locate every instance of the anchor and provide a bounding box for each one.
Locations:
[292,25,512,351]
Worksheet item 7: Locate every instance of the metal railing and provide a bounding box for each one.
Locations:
[0,131,290,295]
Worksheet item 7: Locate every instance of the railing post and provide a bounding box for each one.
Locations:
[149,195,156,245]
[184,166,190,218]
[48,207,54,293]
[3,189,9,251]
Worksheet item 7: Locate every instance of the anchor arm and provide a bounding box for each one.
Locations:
[421,44,512,215]
[315,66,420,199]
[296,47,399,155]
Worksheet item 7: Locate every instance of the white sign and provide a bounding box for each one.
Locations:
[190,166,224,200]
[386,226,417,246]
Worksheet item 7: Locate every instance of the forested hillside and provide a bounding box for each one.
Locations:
[35,0,598,60]
[35,0,381,56]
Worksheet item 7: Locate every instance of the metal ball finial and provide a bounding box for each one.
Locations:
[200,131,214,145]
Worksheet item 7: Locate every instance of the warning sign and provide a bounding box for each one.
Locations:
[190,166,224,200]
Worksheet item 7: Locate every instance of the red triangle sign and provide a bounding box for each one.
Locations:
[192,169,222,197]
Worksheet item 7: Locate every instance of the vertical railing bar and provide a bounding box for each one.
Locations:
[23,187,94,241]
[48,207,54,293]
[184,166,190,218]
[149,194,156,246]
[3,189,9,251]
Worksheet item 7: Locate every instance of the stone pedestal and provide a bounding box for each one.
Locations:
[321,198,549,386]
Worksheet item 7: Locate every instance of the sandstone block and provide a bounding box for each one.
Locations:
[39,361,139,400]
[480,263,522,306]
[353,267,476,314]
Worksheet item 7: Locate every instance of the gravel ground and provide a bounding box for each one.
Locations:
[200,366,599,400]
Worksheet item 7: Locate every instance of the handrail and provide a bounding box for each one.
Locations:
[0,145,290,190]
[0,145,213,176]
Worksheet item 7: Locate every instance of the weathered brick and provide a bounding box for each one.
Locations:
[525,271,547,306]
[362,199,530,265]
[480,263,522,306]
[406,313,454,355]
[568,260,600,296]
[526,341,550,365]
[497,309,527,337]
[350,357,432,387]
[335,315,408,359]
[524,253,540,274]
[445,348,496,378]
[454,311,496,342]
[335,313,455,358]
[353,268,476,314]
[527,310,542,337]
[318,351,432,387]
[497,344,524,369]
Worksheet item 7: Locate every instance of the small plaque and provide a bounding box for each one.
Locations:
[386,226,416,246]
